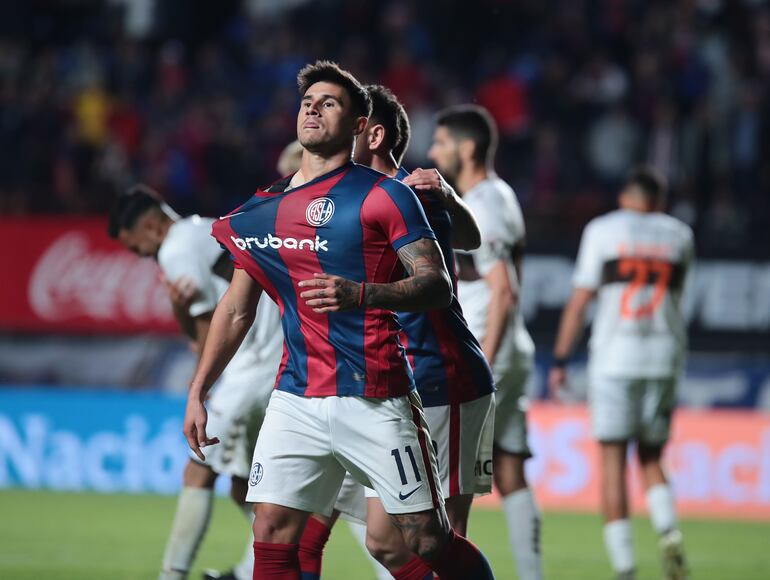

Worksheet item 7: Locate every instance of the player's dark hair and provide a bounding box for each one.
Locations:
[626,166,667,201]
[107,184,163,239]
[297,60,372,119]
[366,84,410,164]
[435,105,498,165]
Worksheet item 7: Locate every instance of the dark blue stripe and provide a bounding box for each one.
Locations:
[229,200,309,394]
[315,167,382,395]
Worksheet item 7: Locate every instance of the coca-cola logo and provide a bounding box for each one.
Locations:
[28,232,173,324]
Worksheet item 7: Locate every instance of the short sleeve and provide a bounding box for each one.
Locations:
[572,221,603,290]
[361,179,436,251]
[465,194,514,277]
[158,250,219,318]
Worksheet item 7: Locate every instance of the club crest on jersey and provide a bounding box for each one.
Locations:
[306,197,335,227]
[249,462,264,486]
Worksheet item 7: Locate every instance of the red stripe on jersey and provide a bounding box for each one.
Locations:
[359,180,412,398]
[427,309,476,405]
[409,398,441,509]
[274,172,347,396]
[366,183,411,244]
[449,403,461,497]
[216,220,288,389]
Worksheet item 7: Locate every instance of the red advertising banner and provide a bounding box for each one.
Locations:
[0,217,177,334]
[478,404,770,520]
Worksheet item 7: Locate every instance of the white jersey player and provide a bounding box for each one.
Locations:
[429,105,542,580]
[108,185,283,580]
[549,167,693,580]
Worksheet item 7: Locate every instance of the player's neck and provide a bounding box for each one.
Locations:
[296,149,351,185]
[620,199,657,213]
[369,152,399,178]
[456,164,489,195]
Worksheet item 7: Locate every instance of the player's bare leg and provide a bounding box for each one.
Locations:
[600,441,636,579]
[365,498,494,579]
[493,448,542,580]
[159,460,217,579]
[444,495,474,536]
[638,444,688,580]
[365,498,414,572]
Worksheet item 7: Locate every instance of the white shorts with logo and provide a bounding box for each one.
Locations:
[246,390,443,517]
[356,393,495,509]
[192,365,276,478]
[493,360,532,457]
[589,375,677,444]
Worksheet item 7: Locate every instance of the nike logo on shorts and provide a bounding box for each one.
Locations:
[398,486,422,501]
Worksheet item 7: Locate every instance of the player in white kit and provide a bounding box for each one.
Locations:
[428,105,542,580]
[549,168,693,580]
[108,185,283,580]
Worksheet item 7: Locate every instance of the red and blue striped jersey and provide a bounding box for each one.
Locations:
[395,167,495,407]
[211,162,436,399]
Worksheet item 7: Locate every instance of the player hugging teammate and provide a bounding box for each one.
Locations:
[182,61,499,579]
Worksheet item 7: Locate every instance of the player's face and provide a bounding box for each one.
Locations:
[117,214,163,258]
[297,81,362,155]
[428,126,461,180]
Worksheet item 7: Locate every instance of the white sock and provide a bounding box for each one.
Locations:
[160,487,214,580]
[347,521,392,580]
[232,504,256,580]
[603,519,635,574]
[646,483,677,535]
[502,488,543,580]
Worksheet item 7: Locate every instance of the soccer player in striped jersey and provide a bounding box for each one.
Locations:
[357,85,496,579]
[183,61,495,579]
[295,84,496,580]
[549,168,693,580]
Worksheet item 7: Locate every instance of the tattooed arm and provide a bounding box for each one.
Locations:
[299,238,452,313]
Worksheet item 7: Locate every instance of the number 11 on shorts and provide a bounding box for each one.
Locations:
[391,446,422,485]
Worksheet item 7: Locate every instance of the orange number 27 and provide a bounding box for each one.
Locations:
[619,258,672,320]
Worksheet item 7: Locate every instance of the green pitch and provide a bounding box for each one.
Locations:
[0,490,768,579]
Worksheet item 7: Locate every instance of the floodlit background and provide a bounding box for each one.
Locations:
[0,1,769,578]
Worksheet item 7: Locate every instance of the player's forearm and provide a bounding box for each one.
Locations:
[553,296,588,360]
[188,298,255,399]
[481,288,515,365]
[363,269,452,312]
[442,194,481,251]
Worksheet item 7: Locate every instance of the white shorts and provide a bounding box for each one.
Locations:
[192,366,276,478]
[359,393,495,506]
[589,375,677,444]
[246,390,443,517]
[493,362,532,456]
[334,473,368,524]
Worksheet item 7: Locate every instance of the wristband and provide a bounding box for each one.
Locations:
[552,356,568,369]
[358,281,366,308]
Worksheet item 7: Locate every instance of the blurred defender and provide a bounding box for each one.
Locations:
[428,105,543,580]
[549,168,693,580]
[108,187,283,580]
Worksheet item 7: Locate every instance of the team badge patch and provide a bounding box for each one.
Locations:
[306,198,335,226]
[249,462,264,486]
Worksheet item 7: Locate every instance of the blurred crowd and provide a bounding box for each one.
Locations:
[0,0,768,254]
